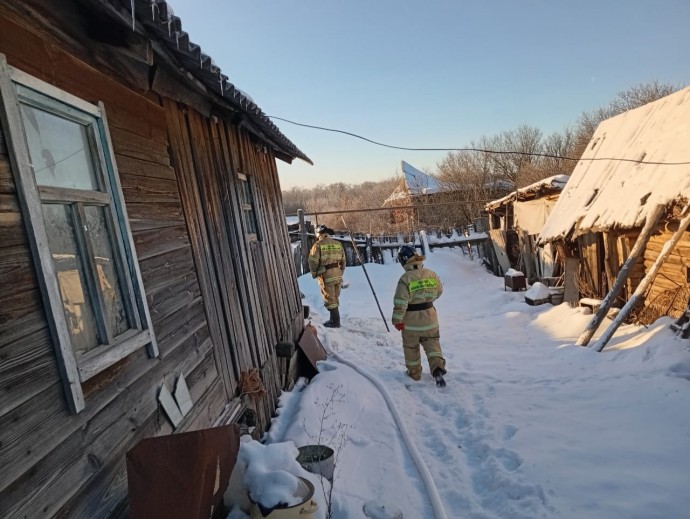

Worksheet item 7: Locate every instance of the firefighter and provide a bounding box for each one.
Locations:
[392,245,447,386]
[309,224,346,328]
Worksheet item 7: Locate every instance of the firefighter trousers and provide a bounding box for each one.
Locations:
[317,277,341,310]
[402,327,446,379]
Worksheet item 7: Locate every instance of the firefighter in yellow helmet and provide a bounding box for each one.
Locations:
[392,245,447,386]
[309,225,346,328]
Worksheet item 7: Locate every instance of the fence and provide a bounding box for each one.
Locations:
[288,215,492,277]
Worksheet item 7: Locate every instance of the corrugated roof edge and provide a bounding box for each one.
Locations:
[122,0,312,165]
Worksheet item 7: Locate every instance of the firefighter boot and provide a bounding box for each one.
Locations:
[324,308,341,328]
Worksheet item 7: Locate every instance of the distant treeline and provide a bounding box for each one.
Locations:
[283,81,681,234]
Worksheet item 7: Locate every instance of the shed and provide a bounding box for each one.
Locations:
[484,174,568,280]
[539,86,690,336]
[0,0,310,516]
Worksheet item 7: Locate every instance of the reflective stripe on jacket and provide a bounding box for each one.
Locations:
[391,255,443,332]
[308,235,346,284]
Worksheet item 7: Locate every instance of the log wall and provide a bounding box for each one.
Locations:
[643,223,690,318]
[0,3,303,516]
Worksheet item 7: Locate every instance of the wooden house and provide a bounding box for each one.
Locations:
[383,160,446,227]
[484,174,568,280]
[0,0,311,516]
[539,86,690,330]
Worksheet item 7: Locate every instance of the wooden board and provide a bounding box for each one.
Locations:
[489,229,511,274]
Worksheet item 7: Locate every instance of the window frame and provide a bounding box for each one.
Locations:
[237,171,260,242]
[0,56,158,413]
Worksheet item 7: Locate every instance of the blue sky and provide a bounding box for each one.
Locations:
[167,0,689,189]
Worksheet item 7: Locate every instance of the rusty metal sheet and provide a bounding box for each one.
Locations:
[298,324,327,371]
[126,424,240,519]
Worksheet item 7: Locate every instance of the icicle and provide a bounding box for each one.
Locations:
[131,0,135,30]
[166,5,175,37]
[219,76,225,96]
[175,31,181,50]
[150,0,158,21]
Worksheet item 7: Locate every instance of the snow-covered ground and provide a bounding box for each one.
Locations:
[228,249,690,519]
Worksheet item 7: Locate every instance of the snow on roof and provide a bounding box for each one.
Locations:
[540,86,690,242]
[484,174,569,211]
[402,161,440,195]
[383,161,440,205]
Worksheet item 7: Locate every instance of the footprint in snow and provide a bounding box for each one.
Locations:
[502,424,518,441]
[316,360,339,372]
[348,433,370,447]
[363,501,403,519]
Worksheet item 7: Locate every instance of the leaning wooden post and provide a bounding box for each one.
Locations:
[592,204,690,352]
[298,209,309,276]
[576,204,665,347]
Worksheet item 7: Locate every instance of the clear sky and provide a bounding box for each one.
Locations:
[166,0,689,190]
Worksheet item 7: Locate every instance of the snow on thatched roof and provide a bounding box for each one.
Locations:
[539,86,690,243]
[484,174,569,211]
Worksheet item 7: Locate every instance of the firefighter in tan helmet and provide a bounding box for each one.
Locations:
[392,245,447,387]
[309,224,346,328]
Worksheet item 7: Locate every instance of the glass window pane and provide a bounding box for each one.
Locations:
[245,209,257,235]
[84,206,131,337]
[242,179,251,205]
[240,179,258,235]
[43,204,100,356]
[20,104,99,190]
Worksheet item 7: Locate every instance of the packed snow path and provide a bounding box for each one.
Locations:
[322,340,449,519]
[265,249,690,519]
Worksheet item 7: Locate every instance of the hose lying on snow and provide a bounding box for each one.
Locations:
[321,334,449,519]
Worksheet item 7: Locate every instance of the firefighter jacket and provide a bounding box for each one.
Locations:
[308,234,346,285]
[391,255,443,332]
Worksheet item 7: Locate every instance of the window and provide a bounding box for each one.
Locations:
[238,171,259,239]
[0,57,157,413]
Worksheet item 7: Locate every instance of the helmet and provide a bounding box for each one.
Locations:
[315,224,330,236]
[397,245,416,265]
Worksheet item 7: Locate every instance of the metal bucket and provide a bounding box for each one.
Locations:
[250,477,318,519]
[296,445,335,481]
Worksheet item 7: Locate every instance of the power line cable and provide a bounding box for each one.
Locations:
[268,116,690,166]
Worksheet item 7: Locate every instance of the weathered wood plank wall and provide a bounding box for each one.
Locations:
[0,9,230,517]
[644,224,690,317]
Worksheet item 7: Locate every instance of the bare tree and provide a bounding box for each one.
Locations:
[283,80,683,235]
[572,80,682,161]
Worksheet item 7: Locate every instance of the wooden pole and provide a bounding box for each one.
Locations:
[576,204,666,346]
[592,204,690,352]
[298,209,309,276]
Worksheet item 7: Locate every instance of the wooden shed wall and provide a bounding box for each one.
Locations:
[643,223,690,319]
[0,11,229,518]
[563,222,688,322]
[0,5,303,517]
[163,97,303,429]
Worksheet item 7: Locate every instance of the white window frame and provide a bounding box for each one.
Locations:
[0,55,158,414]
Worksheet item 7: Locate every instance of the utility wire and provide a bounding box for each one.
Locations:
[268,116,690,166]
